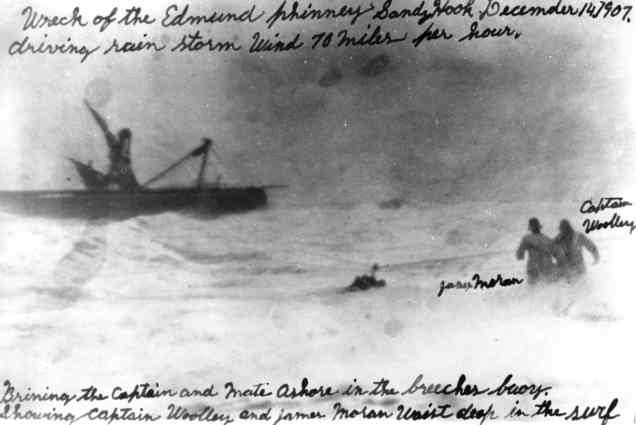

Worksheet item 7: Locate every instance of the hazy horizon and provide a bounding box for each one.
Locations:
[1,0,634,203]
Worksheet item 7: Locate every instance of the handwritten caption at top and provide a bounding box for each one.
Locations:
[6,0,635,63]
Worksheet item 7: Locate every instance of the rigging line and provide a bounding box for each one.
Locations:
[267,247,514,273]
[141,140,211,187]
[141,150,196,187]
[379,249,513,271]
[278,232,622,269]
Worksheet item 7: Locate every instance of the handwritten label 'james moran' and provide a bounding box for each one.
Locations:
[438,273,523,297]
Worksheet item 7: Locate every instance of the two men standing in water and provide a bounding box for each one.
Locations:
[516,218,599,284]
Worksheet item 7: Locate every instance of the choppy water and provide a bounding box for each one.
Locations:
[0,198,632,413]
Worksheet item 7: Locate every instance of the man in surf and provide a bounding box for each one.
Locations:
[553,219,599,282]
[346,263,386,292]
[516,217,560,284]
[85,100,139,190]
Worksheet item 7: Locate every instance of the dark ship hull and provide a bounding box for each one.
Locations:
[2,105,281,220]
[0,187,268,219]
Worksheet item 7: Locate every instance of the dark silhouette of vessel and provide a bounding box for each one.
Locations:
[0,102,282,219]
[0,185,269,219]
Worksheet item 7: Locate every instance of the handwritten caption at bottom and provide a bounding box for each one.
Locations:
[0,375,620,424]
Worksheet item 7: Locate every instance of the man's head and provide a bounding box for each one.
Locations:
[559,219,573,235]
[118,128,132,143]
[528,217,542,233]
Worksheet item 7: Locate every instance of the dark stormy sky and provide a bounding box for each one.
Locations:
[1,0,634,202]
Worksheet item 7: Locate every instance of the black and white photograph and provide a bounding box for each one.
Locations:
[0,0,634,423]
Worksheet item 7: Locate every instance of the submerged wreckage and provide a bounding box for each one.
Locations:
[0,101,281,219]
